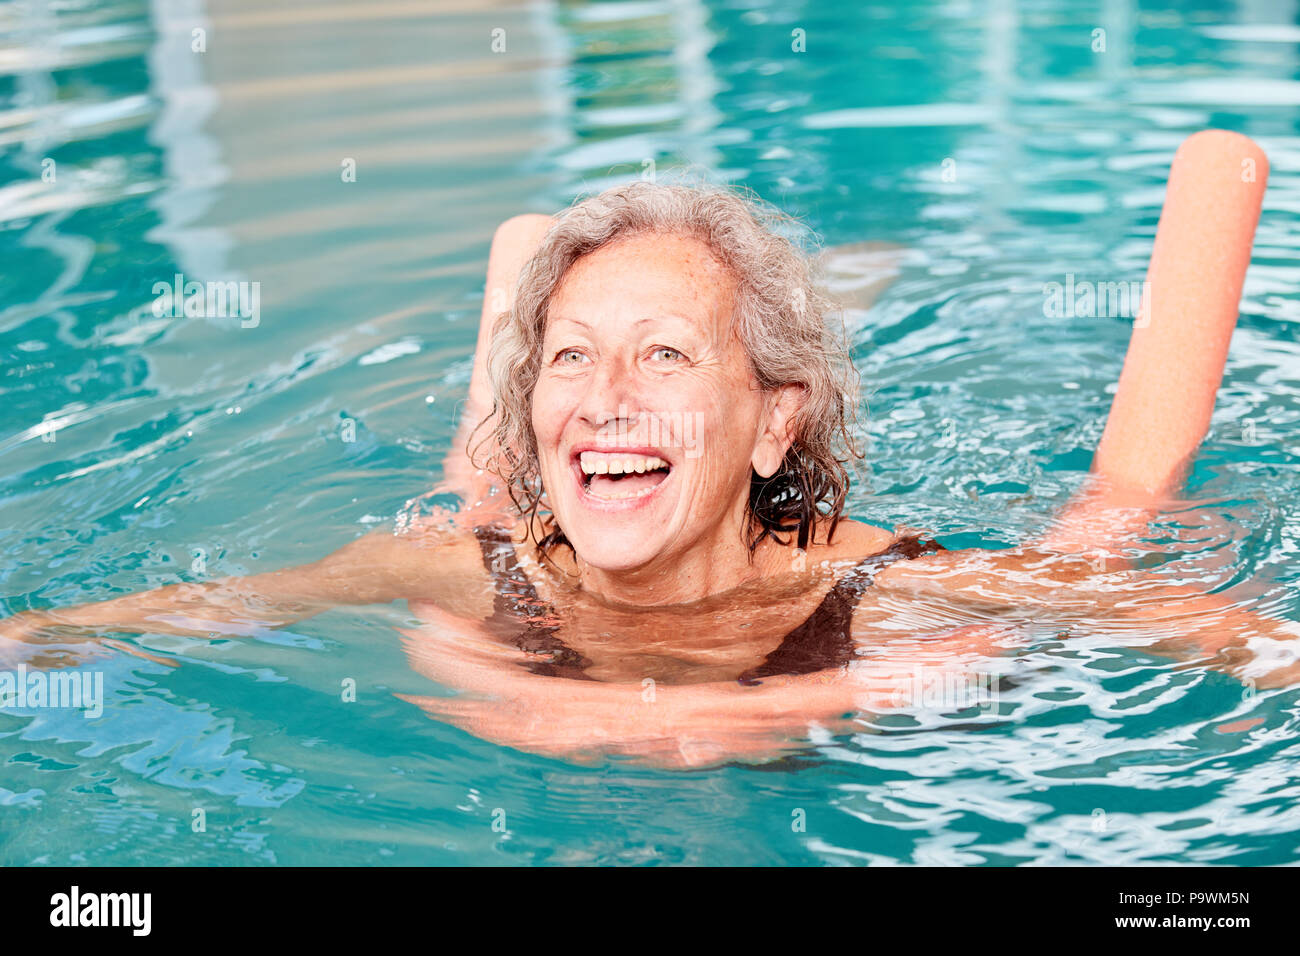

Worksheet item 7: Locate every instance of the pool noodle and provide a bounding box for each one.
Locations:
[1093,129,1268,498]
[1035,131,1268,554]
[442,214,552,508]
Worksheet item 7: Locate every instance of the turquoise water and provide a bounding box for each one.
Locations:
[3,0,1300,865]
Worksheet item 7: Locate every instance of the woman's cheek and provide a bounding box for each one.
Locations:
[694,380,754,459]
[530,378,568,443]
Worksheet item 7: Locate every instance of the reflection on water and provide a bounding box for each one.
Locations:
[1,0,1300,865]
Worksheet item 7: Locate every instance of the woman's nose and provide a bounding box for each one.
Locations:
[577,356,643,430]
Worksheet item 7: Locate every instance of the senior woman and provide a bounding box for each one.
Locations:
[2,181,1297,768]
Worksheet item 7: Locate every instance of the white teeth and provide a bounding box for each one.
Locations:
[576,451,672,500]
[578,452,670,476]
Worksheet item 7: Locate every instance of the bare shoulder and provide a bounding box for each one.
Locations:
[825,520,973,589]
[812,518,899,562]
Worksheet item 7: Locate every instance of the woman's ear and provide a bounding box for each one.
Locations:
[752,384,806,478]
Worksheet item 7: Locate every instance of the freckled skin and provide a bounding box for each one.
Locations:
[532,232,811,605]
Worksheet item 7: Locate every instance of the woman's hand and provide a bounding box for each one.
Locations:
[1112,592,1300,690]
[878,544,1300,690]
[0,609,179,670]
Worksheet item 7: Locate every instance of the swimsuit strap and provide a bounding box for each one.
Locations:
[736,533,947,685]
[471,525,594,680]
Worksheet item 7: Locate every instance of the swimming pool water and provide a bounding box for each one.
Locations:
[2,0,1300,865]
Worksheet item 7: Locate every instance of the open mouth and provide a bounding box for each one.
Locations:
[575,450,672,501]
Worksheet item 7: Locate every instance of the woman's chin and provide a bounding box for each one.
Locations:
[564,530,667,573]
[549,471,681,571]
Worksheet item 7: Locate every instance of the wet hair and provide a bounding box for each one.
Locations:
[471,179,862,558]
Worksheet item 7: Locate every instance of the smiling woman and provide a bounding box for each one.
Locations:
[3,133,1299,770]
[480,181,856,583]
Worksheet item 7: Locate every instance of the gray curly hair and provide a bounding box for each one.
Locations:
[472,179,862,556]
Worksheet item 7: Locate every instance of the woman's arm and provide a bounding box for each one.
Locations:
[402,659,866,769]
[0,523,493,651]
[397,599,1013,768]
[875,544,1300,687]
[899,133,1288,680]
[1089,584,1300,689]
[3,216,557,659]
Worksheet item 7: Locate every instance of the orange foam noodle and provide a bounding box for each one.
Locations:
[1091,129,1268,499]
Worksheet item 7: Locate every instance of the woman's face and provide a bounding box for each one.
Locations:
[531,232,796,574]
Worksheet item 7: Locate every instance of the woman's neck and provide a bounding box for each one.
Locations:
[542,519,802,608]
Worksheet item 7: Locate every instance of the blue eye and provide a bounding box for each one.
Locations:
[651,346,683,362]
[555,348,589,365]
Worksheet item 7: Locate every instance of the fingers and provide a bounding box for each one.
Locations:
[99,638,180,669]
[0,629,180,671]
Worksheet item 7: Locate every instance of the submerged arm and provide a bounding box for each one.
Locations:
[398,601,1013,769]
[3,215,559,659]
[923,134,1292,678]
[875,545,1300,687]
[0,524,491,652]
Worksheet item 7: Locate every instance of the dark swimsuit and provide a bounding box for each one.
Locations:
[471,525,947,685]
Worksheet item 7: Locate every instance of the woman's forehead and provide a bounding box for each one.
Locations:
[548,233,737,332]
